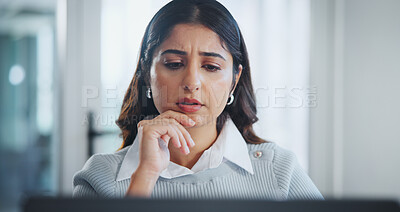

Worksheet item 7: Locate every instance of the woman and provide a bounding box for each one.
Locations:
[73,0,324,200]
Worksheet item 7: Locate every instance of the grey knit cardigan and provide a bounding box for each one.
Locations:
[73,142,324,200]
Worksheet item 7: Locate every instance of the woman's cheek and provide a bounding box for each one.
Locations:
[157,80,178,110]
[151,74,169,112]
[209,81,230,113]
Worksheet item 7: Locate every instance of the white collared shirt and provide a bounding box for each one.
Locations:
[116,117,254,181]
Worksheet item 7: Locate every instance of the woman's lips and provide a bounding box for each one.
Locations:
[176,97,203,112]
[177,103,202,112]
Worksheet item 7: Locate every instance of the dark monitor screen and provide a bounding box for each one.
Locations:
[23,197,399,212]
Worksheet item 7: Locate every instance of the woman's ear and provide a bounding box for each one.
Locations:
[231,64,243,94]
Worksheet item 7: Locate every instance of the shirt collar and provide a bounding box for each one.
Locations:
[221,118,254,175]
[116,117,254,181]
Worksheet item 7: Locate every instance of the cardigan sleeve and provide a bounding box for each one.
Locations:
[273,145,324,200]
[72,154,117,198]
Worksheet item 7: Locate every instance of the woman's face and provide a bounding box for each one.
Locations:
[150,24,242,127]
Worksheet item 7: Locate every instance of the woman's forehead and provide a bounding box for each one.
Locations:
[156,24,231,59]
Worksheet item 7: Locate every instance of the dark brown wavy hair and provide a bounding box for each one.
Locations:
[116,0,268,149]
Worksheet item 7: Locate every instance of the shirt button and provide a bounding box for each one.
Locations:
[254,151,263,158]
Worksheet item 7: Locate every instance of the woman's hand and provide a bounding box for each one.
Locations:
[126,110,196,197]
[137,110,196,175]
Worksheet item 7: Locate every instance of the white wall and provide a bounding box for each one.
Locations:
[57,0,102,194]
[310,0,400,200]
[342,0,400,199]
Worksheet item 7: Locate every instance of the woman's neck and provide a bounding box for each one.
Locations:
[168,119,218,169]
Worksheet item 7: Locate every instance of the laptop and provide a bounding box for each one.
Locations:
[24,197,399,212]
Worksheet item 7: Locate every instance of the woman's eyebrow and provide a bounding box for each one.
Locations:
[199,51,226,61]
[161,49,186,56]
[160,49,226,61]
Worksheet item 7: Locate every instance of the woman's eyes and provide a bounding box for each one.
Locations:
[202,64,221,72]
[164,62,184,70]
[164,63,221,72]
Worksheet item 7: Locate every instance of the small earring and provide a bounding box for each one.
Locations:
[146,87,152,99]
[227,94,234,105]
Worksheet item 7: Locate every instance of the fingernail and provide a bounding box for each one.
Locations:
[185,146,190,154]
[188,119,195,126]
[190,138,195,147]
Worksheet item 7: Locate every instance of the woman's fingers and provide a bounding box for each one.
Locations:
[167,118,195,149]
[149,123,189,155]
[158,121,192,155]
[161,118,194,151]
[164,125,182,151]
[140,110,196,130]
[160,134,173,145]
[160,110,196,127]
[174,122,195,148]
[139,111,195,155]
[170,124,190,154]
[161,131,182,149]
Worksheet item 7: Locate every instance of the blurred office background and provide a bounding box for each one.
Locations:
[0,0,399,211]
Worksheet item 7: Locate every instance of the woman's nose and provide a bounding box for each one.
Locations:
[181,63,201,92]
[183,84,199,92]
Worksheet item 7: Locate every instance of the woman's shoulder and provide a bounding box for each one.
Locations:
[246,142,300,188]
[77,146,129,175]
[72,146,130,197]
[247,141,324,200]
[246,141,298,164]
